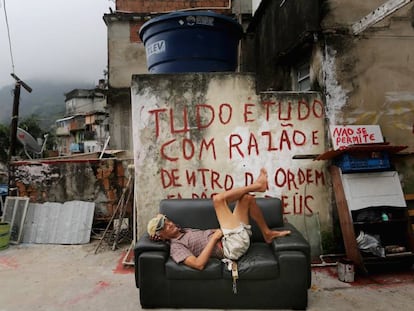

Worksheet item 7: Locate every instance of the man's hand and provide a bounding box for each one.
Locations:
[211,229,223,241]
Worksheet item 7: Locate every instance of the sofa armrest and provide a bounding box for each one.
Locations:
[135,234,170,257]
[136,251,170,307]
[271,223,311,288]
[134,234,170,288]
[271,223,310,256]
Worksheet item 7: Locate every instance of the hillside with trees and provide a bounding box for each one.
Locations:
[0,79,95,130]
[0,79,95,163]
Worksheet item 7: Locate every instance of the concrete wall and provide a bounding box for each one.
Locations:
[65,90,106,114]
[131,72,330,257]
[248,0,414,195]
[318,0,414,193]
[107,20,147,89]
[10,158,133,222]
[106,88,133,153]
[252,0,262,14]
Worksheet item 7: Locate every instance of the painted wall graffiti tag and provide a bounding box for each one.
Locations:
[160,167,325,215]
[143,97,326,215]
[150,100,324,136]
[149,99,324,161]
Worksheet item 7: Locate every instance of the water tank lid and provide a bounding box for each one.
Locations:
[139,10,243,40]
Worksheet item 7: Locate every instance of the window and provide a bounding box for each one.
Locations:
[296,62,311,91]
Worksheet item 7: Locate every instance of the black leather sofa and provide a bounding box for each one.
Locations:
[134,198,311,309]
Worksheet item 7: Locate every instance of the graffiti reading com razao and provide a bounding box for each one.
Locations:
[147,99,326,215]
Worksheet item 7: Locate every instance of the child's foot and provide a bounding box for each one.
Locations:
[264,230,291,243]
[255,168,268,192]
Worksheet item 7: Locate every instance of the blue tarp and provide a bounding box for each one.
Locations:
[0,184,7,196]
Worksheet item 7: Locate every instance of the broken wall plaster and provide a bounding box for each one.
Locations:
[15,164,58,184]
[322,45,349,125]
[10,160,132,220]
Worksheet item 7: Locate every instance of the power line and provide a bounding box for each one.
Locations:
[2,0,15,75]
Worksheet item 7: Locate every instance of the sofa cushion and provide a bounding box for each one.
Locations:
[160,199,220,230]
[223,243,279,280]
[166,258,222,280]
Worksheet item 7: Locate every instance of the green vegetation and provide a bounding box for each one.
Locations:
[0,115,53,162]
[0,79,94,162]
[0,123,9,163]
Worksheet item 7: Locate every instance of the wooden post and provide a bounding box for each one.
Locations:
[8,81,21,161]
[7,74,32,196]
[329,165,366,273]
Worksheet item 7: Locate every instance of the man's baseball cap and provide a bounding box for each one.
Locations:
[147,214,166,237]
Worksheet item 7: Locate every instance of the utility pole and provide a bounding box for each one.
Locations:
[8,73,32,196]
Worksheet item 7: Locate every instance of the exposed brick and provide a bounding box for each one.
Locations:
[16,182,27,197]
[108,202,117,215]
[117,0,231,13]
[116,162,125,177]
[107,189,116,201]
[130,21,145,42]
[97,162,114,181]
[117,176,126,188]
[103,177,110,190]
[10,159,134,222]
[128,1,232,43]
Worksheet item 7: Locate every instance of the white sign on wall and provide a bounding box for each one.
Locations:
[329,125,384,150]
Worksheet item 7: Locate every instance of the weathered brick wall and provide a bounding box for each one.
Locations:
[10,158,134,222]
[117,0,231,13]
[118,0,233,43]
[130,22,145,43]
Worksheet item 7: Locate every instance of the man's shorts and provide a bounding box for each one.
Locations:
[222,223,252,260]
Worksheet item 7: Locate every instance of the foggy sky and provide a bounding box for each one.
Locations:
[0,0,114,88]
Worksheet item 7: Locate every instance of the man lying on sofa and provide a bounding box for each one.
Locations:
[147,168,291,271]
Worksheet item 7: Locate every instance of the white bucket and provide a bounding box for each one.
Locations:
[337,258,354,282]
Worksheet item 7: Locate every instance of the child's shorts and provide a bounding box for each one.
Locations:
[222,223,252,260]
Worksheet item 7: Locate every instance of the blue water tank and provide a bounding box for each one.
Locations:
[139,11,243,73]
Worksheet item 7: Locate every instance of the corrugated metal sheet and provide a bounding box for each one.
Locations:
[22,201,95,244]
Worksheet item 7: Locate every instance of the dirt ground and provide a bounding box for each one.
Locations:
[1,241,414,311]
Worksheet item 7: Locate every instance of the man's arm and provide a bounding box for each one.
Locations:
[183,229,223,270]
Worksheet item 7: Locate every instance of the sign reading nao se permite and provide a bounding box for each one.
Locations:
[329,125,384,150]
